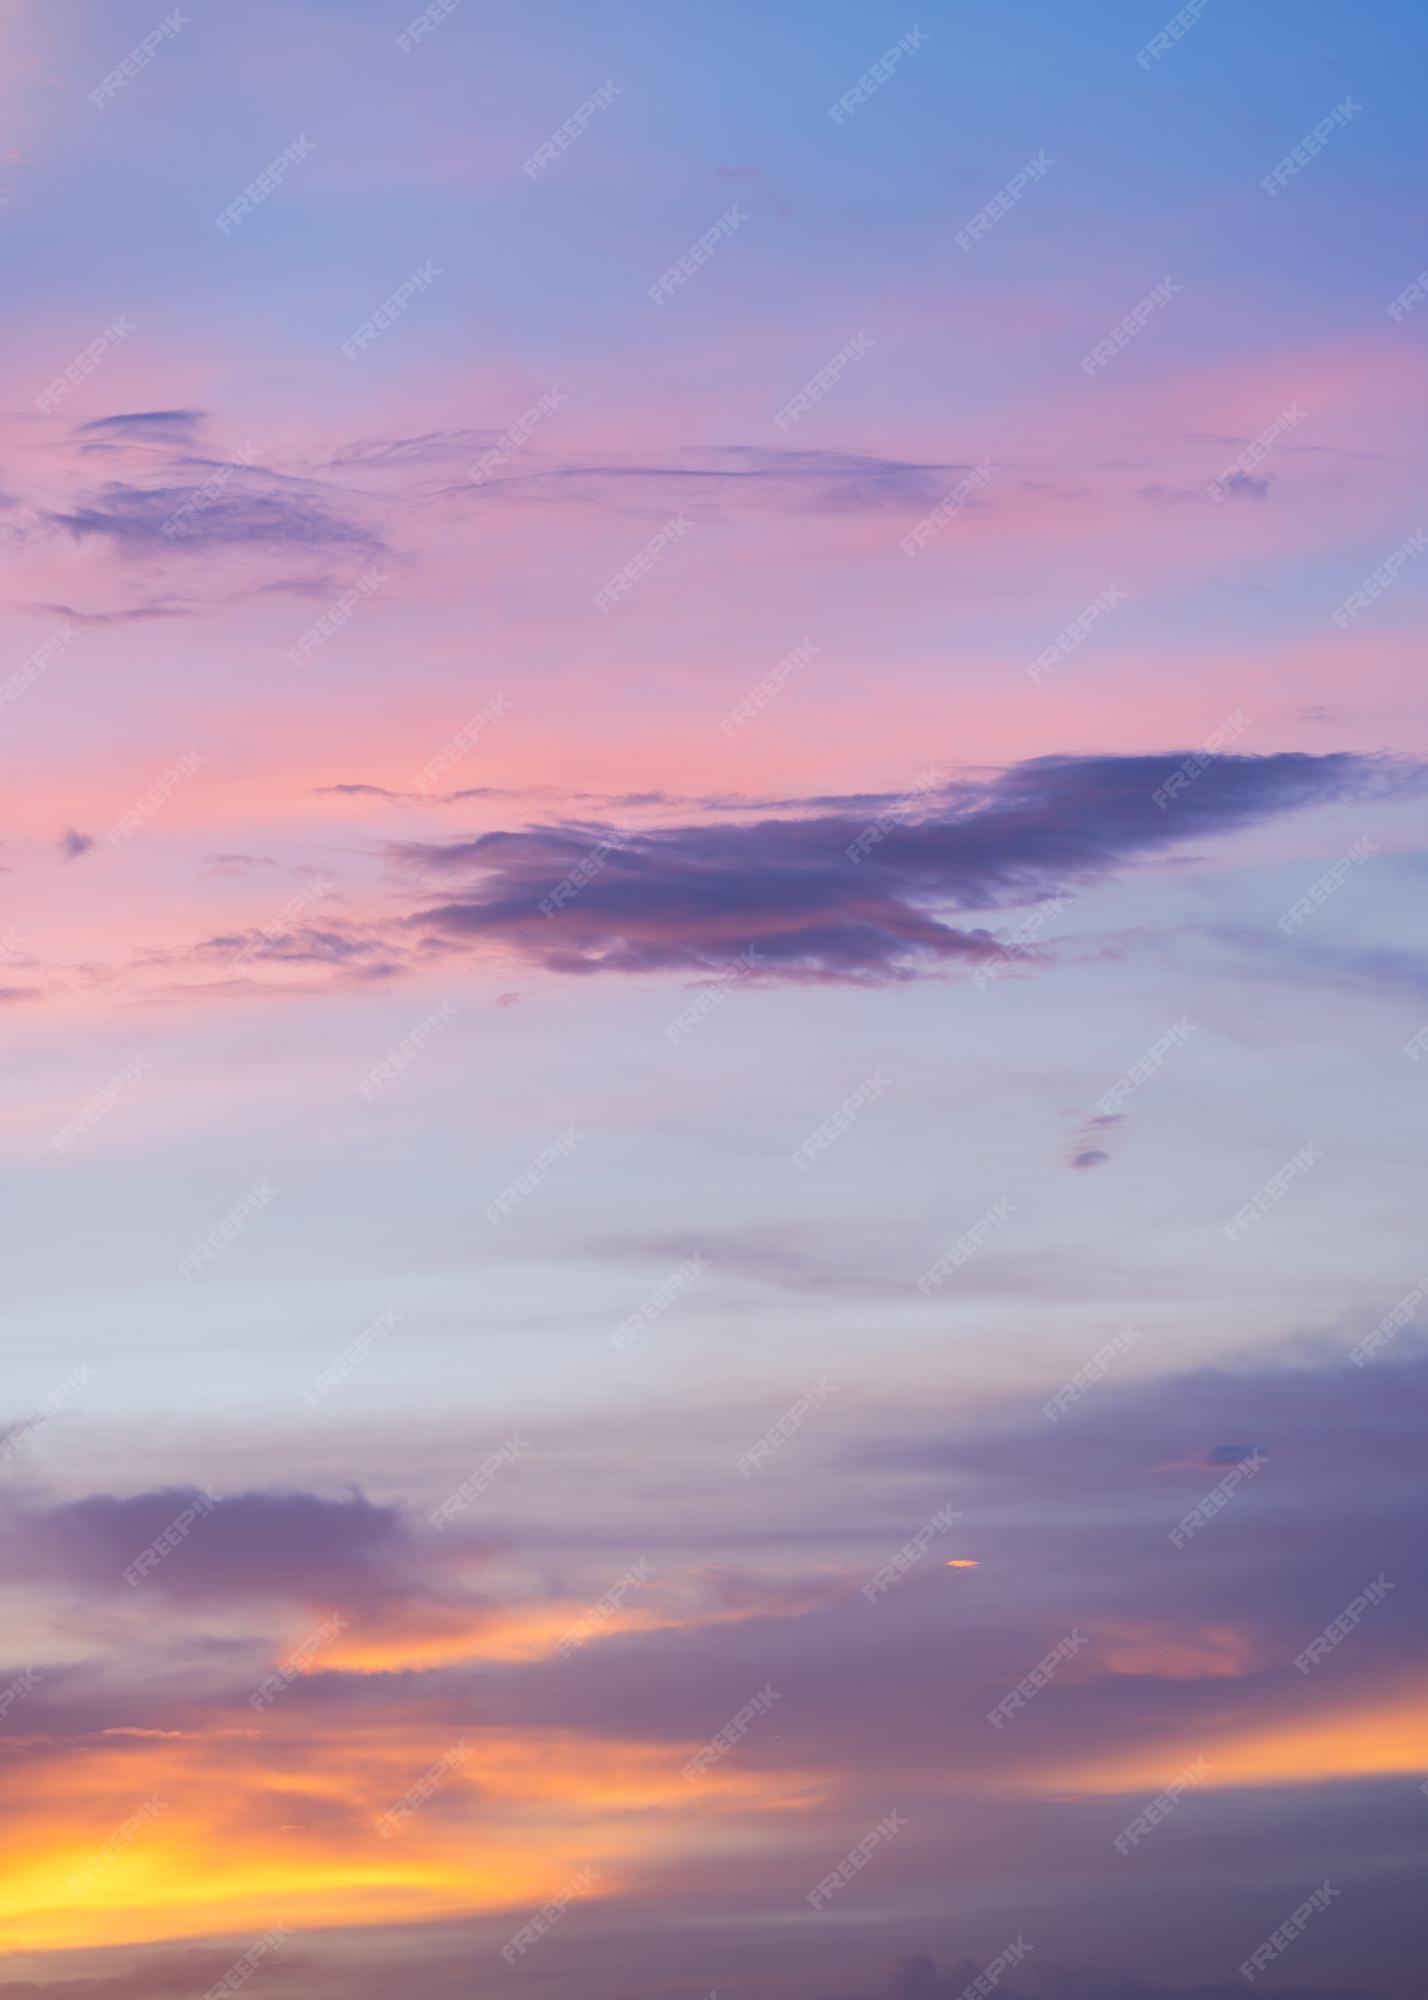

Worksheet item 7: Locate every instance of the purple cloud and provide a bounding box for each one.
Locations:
[396,752,1410,984]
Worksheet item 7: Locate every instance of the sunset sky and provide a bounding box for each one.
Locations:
[3,3,1427,1996]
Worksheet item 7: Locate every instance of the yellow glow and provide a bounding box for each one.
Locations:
[1036,1686,1428,1795]
[319,1589,823,1673]
[1,1716,825,1952]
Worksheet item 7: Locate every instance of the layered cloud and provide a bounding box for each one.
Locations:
[2,1345,1422,1979]
[7,1,1427,1992]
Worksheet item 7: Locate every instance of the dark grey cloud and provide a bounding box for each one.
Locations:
[190,924,394,970]
[29,599,193,626]
[1067,1110,1122,1170]
[395,751,1410,984]
[1219,470,1272,501]
[57,828,94,860]
[75,410,204,446]
[45,480,379,556]
[0,1486,425,1614]
[324,429,493,467]
[456,445,962,513]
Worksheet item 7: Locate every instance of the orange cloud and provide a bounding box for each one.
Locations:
[1037,1683,1428,1797]
[1,1709,824,1952]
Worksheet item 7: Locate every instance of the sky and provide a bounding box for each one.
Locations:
[2,1,1427,1995]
